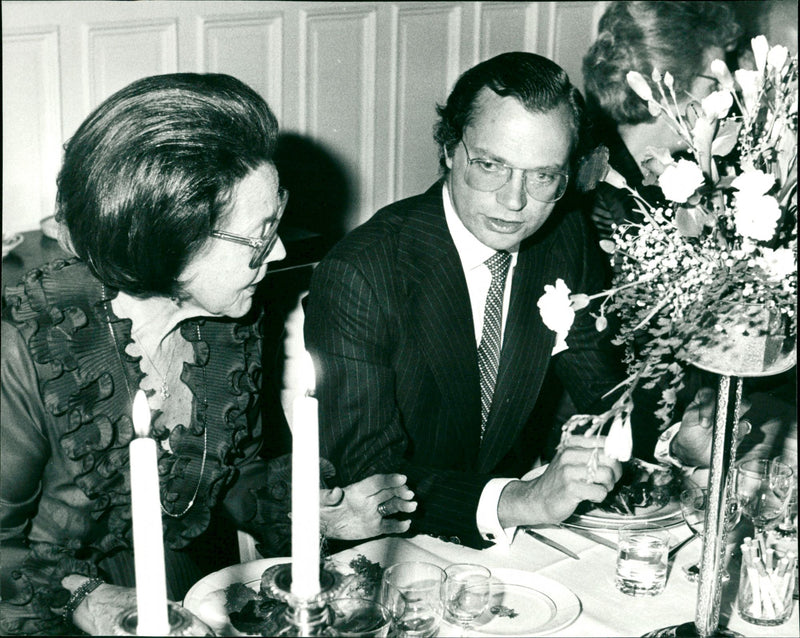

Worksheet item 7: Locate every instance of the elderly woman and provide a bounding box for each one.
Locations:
[0,73,416,636]
[582,1,742,241]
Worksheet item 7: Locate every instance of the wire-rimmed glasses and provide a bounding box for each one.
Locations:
[210,187,288,269]
[459,139,569,203]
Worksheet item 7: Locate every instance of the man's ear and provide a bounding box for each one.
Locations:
[443,144,454,170]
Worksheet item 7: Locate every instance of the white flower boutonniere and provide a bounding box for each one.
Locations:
[537,278,575,355]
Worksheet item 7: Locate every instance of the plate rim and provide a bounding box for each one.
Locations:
[2,233,24,256]
[182,556,290,611]
[467,566,581,636]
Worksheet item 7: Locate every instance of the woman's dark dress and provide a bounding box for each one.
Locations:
[1,259,293,635]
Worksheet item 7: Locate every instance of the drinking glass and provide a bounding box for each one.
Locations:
[380,562,446,638]
[443,564,492,637]
[776,476,798,539]
[679,485,741,582]
[615,523,670,596]
[737,544,797,626]
[327,598,392,637]
[734,458,794,536]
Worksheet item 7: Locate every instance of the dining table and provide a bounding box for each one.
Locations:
[184,519,799,637]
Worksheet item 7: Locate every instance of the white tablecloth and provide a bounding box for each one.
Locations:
[330,525,799,637]
[186,526,799,637]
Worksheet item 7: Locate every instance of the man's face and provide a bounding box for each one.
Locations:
[445,90,575,251]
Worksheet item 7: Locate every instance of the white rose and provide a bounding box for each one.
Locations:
[604,412,632,463]
[658,159,705,203]
[603,165,628,189]
[731,169,775,197]
[767,45,789,71]
[701,90,733,120]
[735,69,762,115]
[755,247,795,280]
[733,193,781,241]
[626,71,654,101]
[710,59,734,90]
[751,35,769,73]
[537,278,575,355]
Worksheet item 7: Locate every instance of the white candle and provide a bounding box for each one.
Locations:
[130,390,171,635]
[291,353,321,599]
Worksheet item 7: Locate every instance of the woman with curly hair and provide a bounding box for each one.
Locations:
[582,1,742,241]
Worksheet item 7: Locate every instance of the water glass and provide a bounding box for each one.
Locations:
[735,458,793,536]
[443,564,492,636]
[737,546,797,626]
[380,562,446,638]
[327,598,392,637]
[615,523,669,596]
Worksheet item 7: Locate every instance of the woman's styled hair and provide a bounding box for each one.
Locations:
[56,73,279,296]
[583,1,741,126]
[433,51,586,174]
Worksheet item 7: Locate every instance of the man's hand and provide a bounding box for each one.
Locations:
[497,434,623,528]
[320,473,417,540]
[672,387,752,468]
[59,575,211,636]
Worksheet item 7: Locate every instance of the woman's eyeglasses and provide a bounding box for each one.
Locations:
[210,188,289,269]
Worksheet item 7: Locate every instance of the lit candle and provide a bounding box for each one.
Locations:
[291,353,321,599]
[130,390,171,635]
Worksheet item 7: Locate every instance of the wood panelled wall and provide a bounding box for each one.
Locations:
[2,1,606,236]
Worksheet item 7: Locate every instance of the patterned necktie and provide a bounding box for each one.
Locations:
[477,250,511,438]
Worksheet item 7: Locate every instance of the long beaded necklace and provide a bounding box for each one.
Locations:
[135,331,181,400]
[103,286,209,518]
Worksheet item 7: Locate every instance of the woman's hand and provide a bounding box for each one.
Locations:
[672,387,752,467]
[320,473,417,540]
[61,575,212,636]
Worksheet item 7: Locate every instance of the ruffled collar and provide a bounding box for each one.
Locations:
[4,259,263,551]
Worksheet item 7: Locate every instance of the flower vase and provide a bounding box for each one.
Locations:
[645,305,796,638]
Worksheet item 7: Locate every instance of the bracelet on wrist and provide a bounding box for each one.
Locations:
[62,578,104,623]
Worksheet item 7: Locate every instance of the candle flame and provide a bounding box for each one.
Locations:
[132,390,152,438]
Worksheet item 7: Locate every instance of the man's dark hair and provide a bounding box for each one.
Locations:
[433,51,585,174]
[56,73,279,296]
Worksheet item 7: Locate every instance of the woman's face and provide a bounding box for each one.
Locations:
[178,163,286,318]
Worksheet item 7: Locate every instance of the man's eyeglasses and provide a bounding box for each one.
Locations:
[210,187,289,269]
[460,139,569,203]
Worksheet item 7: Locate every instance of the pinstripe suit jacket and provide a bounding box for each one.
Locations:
[305,182,627,547]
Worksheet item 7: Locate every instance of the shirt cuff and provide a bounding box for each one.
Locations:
[476,478,518,546]
[654,423,698,476]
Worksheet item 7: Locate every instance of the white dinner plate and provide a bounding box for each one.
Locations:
[2,233,24,258]
[183,556,289,611]
[565,497,684,531]
[441,567,581,637]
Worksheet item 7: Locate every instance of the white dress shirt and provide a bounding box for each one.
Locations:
[442,184,520,546]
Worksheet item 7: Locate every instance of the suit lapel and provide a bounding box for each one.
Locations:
[399,187,482,448]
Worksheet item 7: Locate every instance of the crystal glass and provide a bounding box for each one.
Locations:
[380,562,445,638]
[734,458,794,536]
[679,485,740,582]
[327,598,392,637]
[737,544,797,626]
[443,564,492,637]
[615,523,670,597]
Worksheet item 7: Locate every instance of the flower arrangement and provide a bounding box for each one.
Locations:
[542,36,798,460]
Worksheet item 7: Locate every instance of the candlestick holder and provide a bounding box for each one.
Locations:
[118,602,199,635]
[260,562,346,636]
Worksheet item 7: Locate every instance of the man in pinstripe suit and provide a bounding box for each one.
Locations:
[305,52,630,549]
